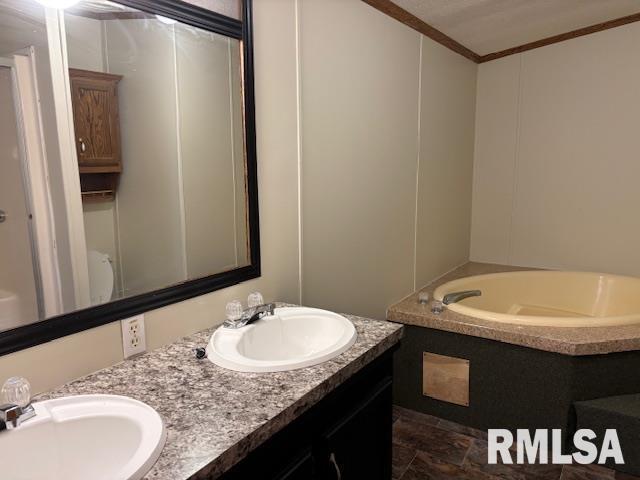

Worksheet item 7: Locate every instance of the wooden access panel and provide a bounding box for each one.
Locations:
[423,352,470,406]
[69,68,122,173]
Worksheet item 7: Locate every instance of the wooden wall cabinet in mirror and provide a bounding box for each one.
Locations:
[69,68,122,173]
[70,68,123,202]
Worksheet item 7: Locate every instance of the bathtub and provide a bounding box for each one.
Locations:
[432,271,640,327]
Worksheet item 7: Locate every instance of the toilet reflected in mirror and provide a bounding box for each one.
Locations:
[87,250,113,306]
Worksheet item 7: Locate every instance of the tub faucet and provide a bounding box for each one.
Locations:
[442,290,482,305]
[223,303,276,329]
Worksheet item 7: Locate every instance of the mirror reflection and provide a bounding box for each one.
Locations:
[0,0,250,332]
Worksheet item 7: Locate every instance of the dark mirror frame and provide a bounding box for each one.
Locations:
[0,0,259,356]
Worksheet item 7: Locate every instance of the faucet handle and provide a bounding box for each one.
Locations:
[225,300,243,322]
[247,292,264,308]
[431,300,444,314]
[1,377,31,408]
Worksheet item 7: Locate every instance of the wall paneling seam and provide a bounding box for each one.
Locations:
[412,35,423,292]
[469,62,481,261]
[295,0,303,304]
[506,54,523,265]
[172,24,189,279]
[102,20,124,296]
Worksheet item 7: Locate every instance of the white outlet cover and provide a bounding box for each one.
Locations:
[121,314,146,358]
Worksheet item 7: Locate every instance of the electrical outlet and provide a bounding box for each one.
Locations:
[121,314,146,358]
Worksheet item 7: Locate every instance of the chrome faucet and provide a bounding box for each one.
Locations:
[0,377,35,432]
[223,303,276,329]
[0,403,35,431]
[442,290,482,305]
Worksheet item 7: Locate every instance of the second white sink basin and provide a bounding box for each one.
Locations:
[207,307,357,372]
[1,394,166,480]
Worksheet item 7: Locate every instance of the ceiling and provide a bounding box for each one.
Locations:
[390,0,640,56]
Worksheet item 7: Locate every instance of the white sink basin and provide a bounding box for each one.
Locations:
[1,395,166,480]
[207,307,357,372]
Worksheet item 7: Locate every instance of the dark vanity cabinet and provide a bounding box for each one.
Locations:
[221,352,394,480]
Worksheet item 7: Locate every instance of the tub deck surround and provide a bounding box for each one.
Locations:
[387,262,640,355]
[36,309,403,480]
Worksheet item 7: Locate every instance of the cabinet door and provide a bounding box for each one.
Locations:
[317,378,393,480]
[274,450,315,480]
[221,446,316,480]
[70,73,121,170]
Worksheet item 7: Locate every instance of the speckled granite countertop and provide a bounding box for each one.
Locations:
[36,308,402,480]
[387,262,640,356]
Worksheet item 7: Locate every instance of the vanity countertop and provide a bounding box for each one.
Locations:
[388,262,640,356]
[37,307,403,480]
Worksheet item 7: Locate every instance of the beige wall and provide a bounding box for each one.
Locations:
[106,19,186,297]
[64,14,104,72]
[177,27,240,277]
[300,0,420,320]
[300,0,477,319]
[415,38,477,289]
[0,0,300,394]
[471,22,640,275]
[184,0,241,20]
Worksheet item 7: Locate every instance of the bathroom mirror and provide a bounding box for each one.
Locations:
[0,0,258,354]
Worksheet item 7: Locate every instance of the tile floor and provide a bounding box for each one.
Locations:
[392,405,639,480]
